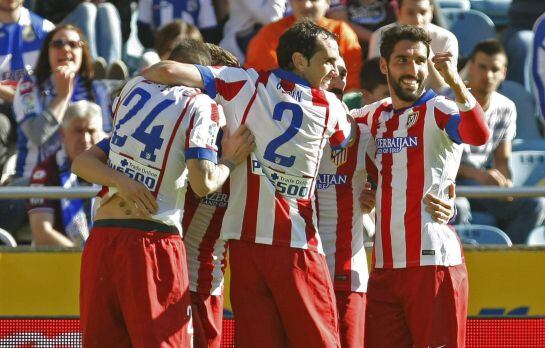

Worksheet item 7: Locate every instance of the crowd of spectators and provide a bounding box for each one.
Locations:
[0,0,544,247]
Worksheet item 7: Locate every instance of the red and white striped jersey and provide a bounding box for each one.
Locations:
[317,121,371,292]
[97,76,224,234]
[182,185,228,296]
[196,66,352,253]
[352,90,464,269]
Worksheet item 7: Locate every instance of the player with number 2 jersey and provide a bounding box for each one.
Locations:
[142,20,353,347]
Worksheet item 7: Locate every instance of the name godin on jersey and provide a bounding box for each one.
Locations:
[108,152,160,191]
[316,174,348,190]
[376,136,418,154]
[276,82,302,102]
[201,192,229,208]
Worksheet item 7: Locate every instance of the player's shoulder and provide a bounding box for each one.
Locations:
[351,97,392,120]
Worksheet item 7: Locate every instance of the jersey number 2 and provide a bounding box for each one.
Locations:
[111,87,174,161]
[263,102,303,167]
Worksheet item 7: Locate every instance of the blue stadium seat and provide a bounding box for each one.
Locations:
[454,224,513,246]
[442,9,496,58]
[470,0,511,26]
[526,226,545,245]
[437,0,470,10]
[508,150,545,186]
[497,80,542,140]
[512,139,545,151]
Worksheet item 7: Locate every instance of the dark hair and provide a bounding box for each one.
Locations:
[360,57,387,92]
[277,19,338,71]
[380,25,431,61]
[34,24,94,94]
[155,20,203,58]
[168,39,211,65]
[204,43,240,67]
[470,39,507,63]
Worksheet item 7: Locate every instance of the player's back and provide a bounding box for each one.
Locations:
[197,66,352,251]
[102,76,223,233]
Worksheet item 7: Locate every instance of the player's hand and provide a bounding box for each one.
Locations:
[431,52,460,87]
[113,173,158,216]
[423,193,453,224]
[53,65,76,98]
[221,125,255,165]
[359,182,376,214]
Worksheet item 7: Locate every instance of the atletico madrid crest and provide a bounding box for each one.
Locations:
[406,111,419,128]
[330,148,348,166]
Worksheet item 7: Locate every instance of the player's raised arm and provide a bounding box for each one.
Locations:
[433,52,490,146]
[187,125,255,197]
[142,60,205,88]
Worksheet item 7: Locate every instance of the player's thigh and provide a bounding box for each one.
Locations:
[404,265,468,348]
[117,232,192,348]
[80,228,132,347]
[229,240,286,348]
[336,291,366,348]
[270,248,340,348]
[365,270,412,348]
[190,292,223,348]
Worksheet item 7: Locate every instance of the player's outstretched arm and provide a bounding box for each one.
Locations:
[141,61,205,88]
[432,52,489,146]
[72,145,158,216]
[187,125,255,197]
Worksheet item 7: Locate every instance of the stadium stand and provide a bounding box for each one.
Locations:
[470,0,511,26]
[454,224,513,246]
[442,8,496,58]
[497,80,542,140]
[437,0,470,10]
[508,150,545,186]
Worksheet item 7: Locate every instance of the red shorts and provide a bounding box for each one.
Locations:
[335,291,366,348]
[190,291,223,348]
[229,240,340,348]
[80,219,192,348]
[365,264,469,348]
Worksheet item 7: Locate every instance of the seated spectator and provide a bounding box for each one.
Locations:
[0,0,54,173]
[13,23,112,179]
[28,100,105,247]
[34,0,125,75]
[327,0,396,54]
[503,0,545,91]
[139,20,203,70]
[453,39,545,243]
[0,24,113,239]
[245,0,363,91]
[219,0,287,64]
[367,0,458,90]
[137,0,219,47]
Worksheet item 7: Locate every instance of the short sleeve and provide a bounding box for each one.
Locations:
[195,65,250,101]
[184,94,226,163]
[327,98,352,150]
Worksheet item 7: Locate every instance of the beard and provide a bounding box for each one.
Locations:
[388,71,425,103]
